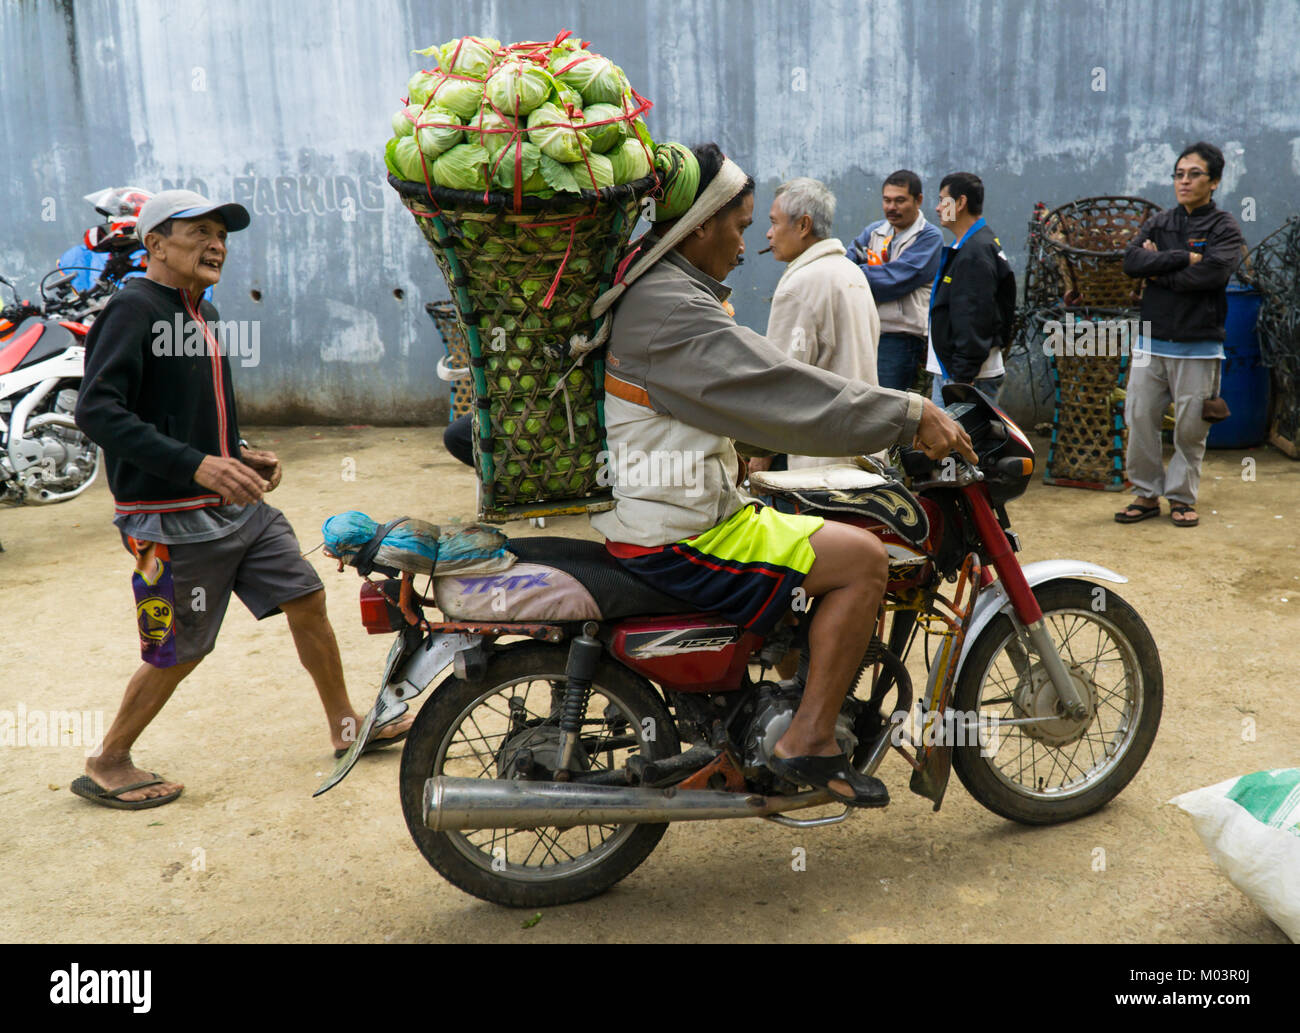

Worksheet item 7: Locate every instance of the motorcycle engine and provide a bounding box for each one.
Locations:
[19,389,98,500]
[742,681,858,780]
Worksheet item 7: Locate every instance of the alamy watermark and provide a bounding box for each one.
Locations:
[0,703,105,755]
[1042,313,1152,367]
[151,314,261,368]
[889,702,1001,757]
[595,445,706,498]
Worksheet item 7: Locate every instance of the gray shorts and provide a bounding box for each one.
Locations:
[126,504,324,666]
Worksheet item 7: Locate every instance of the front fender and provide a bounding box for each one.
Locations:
[954,560,1128,675]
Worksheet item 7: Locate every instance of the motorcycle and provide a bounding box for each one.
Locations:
[0,191,150,509]
[318,384,1163,908]
[0,267,118,506]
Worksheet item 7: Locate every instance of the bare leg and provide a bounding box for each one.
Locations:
[280,589,413,751]
[773,522,888,797]
[85,659,201,802]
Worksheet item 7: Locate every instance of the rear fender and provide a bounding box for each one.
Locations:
[314,631,479,796]
[953,561,1128,679]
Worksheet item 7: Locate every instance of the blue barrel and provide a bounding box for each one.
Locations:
[1208,285,1269,448]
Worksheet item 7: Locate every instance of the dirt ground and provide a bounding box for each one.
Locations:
[1,425,1296,944]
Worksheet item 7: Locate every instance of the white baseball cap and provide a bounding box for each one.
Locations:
[137,189,251,243]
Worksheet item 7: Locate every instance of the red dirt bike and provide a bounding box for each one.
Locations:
[319,385,1163,907]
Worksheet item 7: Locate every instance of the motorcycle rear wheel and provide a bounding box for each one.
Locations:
[951,579,1162,825]
[399,643,679,908]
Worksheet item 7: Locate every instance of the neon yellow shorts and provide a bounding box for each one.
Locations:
[606,504,824,634]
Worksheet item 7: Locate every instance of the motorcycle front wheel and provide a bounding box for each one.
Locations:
[399,643,679,908]
[951,579,1163,825]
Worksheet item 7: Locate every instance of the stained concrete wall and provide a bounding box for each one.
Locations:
[5,0,1298,425]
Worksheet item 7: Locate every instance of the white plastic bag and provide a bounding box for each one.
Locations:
[1170,768,1300,942]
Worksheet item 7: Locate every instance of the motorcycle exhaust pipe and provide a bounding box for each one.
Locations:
[425,776,834,830]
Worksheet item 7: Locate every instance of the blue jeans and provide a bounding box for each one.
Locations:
[931,373,1005,408]
[877,332,928,392]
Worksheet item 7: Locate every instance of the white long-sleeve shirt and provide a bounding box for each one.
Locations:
[765,238,882,469]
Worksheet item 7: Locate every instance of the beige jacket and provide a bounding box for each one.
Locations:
[589,242,924,547]
[766,238,880,470]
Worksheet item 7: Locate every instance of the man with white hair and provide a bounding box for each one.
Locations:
[759,177,881,470]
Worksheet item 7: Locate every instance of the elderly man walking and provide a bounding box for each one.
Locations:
[761,177,881,470]
[72,189,411,809]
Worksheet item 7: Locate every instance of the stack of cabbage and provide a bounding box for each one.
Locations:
[385,35,655,196]
[386,35,659,519]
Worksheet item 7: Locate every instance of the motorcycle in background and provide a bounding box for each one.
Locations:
[0,188,151,513]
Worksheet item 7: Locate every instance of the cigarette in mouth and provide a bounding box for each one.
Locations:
[758,246,772,254]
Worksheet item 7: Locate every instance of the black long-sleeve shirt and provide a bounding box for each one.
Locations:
[1123,200,1245,342]
[75,277,241,514]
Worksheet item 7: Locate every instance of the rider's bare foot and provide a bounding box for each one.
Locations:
[85,753,184,804]
[330,711,415,753]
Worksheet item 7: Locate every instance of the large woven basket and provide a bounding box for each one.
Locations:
[1041,196,1159,309]
[391,173,656,521]
[1043,313,1131,491]
[426,301,475,421]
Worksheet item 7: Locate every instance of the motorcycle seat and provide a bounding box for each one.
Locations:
[749,464,930,547]
[506,536,694,619]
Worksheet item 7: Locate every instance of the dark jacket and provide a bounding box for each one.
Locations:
[929,221,1017,382]
[1122,200,1245,342]
[76,277,241,514]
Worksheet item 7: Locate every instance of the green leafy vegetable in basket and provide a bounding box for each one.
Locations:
[417,35,500,80]
[385,135,427,182]
[414,104,464,158]
[552,51,626,106]
[527,102,591,163]
[408,70,483,119]
[607,138,652,184]
[391,104,420,138]
[466,107,519,156]
[492,141,548,193]
[485,59,553,118]
[580,102,626,154]
[567,151,614,190]
[432,143,490,191]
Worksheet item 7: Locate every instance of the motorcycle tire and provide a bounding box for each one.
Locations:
[951,579,1163,825]
[399,643,679,908]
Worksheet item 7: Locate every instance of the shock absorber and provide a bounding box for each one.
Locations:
[554,621,601,779]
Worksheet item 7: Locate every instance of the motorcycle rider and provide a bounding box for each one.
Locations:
[591,144,975,807]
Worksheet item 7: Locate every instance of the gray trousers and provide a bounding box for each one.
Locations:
[1123,354,1219,505]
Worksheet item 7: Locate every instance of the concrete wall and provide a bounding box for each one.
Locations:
[5,0,1298,425]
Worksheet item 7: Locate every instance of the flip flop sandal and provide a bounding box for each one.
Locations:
[70,773,182,810]
[1114,502,1161,523]
[334,728,409,759]
[1170,503,1199,528]
[767,752,890,809]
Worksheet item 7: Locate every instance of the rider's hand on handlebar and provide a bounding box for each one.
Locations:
[194,455,268,505]
[913,399,979,464]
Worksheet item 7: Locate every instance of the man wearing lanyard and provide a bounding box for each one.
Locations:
[925,172,1016,404]
[849,170,943,391]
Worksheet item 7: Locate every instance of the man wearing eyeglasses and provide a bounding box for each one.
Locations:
[1116,142,1245,529]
